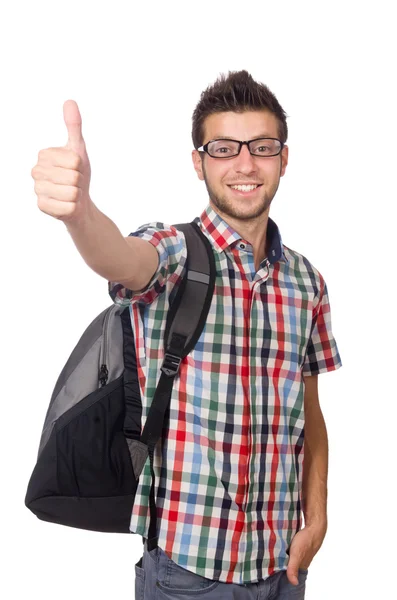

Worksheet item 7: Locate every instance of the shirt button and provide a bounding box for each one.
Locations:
[239,243,246,249]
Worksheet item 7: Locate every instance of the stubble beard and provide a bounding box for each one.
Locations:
[202,165,280,223]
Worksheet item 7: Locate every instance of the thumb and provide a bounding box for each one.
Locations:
[63,99,86,152]
[286,555,300,586]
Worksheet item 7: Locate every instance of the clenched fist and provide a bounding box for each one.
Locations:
[31,100,92,222]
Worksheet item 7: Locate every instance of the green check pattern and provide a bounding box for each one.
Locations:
[108,204,342,584]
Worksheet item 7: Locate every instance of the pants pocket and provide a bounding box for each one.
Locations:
[135,556,145,600]
[158,555,220,595]
[276,569,308,598]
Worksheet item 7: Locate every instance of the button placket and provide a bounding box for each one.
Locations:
[252,259,270,288]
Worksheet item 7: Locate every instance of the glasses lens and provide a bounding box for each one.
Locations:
[207,140,240,157]
[249,139,281,156]
[206,139,281,157]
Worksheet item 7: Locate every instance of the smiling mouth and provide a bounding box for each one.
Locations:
[227,184,263,195]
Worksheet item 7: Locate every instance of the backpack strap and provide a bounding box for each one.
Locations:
[163,220,216,370]
[135,220,215,550]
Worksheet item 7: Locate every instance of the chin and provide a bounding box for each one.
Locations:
[214,199,269,221]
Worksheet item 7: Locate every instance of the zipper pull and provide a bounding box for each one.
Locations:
[99,364,109,387]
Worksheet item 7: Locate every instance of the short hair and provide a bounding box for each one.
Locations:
[192,70,289,150]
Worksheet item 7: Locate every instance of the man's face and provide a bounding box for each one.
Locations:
[192,110,289,221]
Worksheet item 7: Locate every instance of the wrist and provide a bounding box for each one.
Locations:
[63,196,94,229]
[304,518,327,546]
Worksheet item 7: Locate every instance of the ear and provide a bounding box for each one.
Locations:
[280,144,289,177]
[192,149,205,181]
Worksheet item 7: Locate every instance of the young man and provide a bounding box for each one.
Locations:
[32,70,342,599]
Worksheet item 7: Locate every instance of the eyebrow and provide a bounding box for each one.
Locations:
[211,134,275,141]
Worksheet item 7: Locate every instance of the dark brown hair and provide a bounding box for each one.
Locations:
[192,70,289,149]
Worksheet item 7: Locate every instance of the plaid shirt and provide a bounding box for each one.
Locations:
[109,203,342,585]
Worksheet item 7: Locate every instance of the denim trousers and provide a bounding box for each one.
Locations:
[134,539,308,599]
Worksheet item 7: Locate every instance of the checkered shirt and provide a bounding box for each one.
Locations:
[108,203,342,584]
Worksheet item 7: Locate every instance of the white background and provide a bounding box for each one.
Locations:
[1,1,395,598]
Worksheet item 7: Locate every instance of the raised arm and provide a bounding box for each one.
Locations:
[31,99,158,292]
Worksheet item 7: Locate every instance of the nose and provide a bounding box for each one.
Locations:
[234,143,258,174]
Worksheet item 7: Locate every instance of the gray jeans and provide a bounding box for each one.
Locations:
[135,539,308,599]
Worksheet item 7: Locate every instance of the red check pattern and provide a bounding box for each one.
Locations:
[109,204,342,584]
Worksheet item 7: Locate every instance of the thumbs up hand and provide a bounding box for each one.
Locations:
[31,100,93,222]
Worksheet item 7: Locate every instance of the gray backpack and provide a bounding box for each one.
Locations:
[25,221,215,551]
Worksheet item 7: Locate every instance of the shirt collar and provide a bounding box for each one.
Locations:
[196,203,288,265]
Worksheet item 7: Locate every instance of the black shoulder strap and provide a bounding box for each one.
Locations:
[132,221,215,550]
[140,220,215,443]
[163,220,216,367]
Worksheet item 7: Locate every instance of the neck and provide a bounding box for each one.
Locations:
[210,202,270,268]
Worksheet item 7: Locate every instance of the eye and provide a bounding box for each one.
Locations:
[216,146,232,154]
[250,139,280,155]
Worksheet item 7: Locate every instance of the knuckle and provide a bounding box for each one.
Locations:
[71,170,82,187]
[70,152,83,171]
[63,185,79,202]
[34,181,43,194]
[37,197,47,212]
[38,148,48,161]
[60,203,77,220]
[71,186,82,201]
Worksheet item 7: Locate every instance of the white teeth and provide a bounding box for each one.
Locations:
[231,184,259,192]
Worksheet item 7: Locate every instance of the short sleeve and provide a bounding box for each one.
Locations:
[302,280,342,376]
[108,222,187,307]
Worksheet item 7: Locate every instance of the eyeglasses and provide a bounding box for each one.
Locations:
[197,137,284,158]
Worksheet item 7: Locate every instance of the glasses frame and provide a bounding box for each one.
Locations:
[197,137,284,158]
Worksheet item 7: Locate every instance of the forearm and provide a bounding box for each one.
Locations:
[64,200,135,282]
[302,408,328,531]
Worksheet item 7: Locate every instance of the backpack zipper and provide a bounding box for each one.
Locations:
[99,308,112,387]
